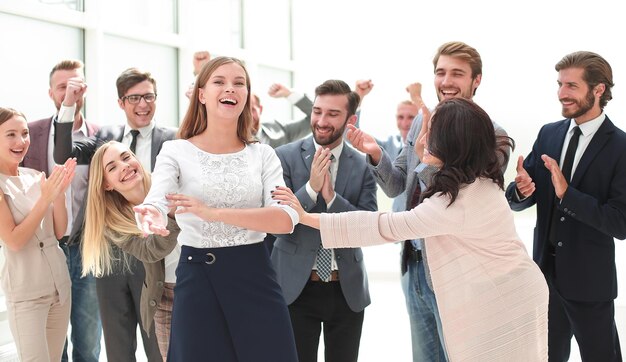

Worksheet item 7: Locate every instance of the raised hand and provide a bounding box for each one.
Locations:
[541,154,567,199]
[268,83,292,98]
[309,147,332,193]
[515,156,536,198]
[406,82,424,108]
[354,79,374,102]
[346,124,382,159]
[63,77,87,107]
[192,51,211,76]
[40,165,68,203]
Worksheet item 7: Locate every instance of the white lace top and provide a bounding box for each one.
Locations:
[142,140,298,248]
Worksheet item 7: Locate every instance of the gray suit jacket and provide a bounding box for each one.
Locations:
[256,96,313,148]
[22,116,99,242]
[271,137,377,312]
[52,121,176,244]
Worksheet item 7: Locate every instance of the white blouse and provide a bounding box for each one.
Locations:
[142,140,298,248]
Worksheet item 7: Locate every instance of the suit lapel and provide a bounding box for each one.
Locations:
[300,137,315,174]
[334,144,354,196]
[570,117,614,187]
[151,127,164,170]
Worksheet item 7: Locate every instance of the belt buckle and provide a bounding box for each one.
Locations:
[205,253,216,265]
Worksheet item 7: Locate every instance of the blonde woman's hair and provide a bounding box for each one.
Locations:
[81,141,151,277]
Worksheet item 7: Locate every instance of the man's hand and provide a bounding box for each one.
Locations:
[309,147,332,193]
[320,172,335,204]
[354,79,374,102]
[514,156,536,198]
[62,77,87,107]
[192,51,211,76]
[268,83,292,98]
[541,154,568,199]
[406,82,424,107]
[346,124,382,163]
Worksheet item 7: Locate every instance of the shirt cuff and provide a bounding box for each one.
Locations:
[57,104,76,123]
[326,193,337,208]
[514,188,529,202]
[305,181,318,202]
[287,91,303,104]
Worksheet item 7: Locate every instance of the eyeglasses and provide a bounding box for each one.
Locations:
[121,93,157,104]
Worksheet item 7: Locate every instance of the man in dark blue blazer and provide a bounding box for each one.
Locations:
[271,80,377,362]
[506,51,626,361]
[53,68,175,362]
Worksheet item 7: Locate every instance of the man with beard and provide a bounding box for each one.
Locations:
[22,59,102,362]
[270,79,377,362]
[346,41,509,361]
[506,51,626,361]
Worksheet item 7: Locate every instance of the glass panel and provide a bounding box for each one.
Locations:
[101,35,179,127]
[243,0,290,59]
[0,12,83,122]
[100,0,177,33]
[188,0,241,49]
[253,66,296,124]
[36,0,83,11]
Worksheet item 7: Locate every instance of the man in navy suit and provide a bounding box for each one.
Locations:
[54,67,175,362]
[271,80,377,362]
[23,59,102,362]
[506,51,626,361]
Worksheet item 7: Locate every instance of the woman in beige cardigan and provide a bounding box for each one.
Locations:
[274,98,549,361]
[81,141,179,361]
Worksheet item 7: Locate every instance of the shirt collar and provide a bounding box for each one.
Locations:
[570,112,605,137]
[313,140,344,161]
[124,121,155,138]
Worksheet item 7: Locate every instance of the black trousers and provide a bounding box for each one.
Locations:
[288,280,364,362]
[547,272,622,362]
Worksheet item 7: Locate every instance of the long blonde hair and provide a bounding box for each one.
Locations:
[81,141,151,277]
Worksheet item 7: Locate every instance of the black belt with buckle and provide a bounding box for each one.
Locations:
[408,247,422,262]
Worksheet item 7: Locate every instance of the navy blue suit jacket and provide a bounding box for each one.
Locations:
[506,116,626,301]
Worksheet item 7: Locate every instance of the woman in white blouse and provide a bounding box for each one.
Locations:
[274,98,549,361]
[134,56,299,362]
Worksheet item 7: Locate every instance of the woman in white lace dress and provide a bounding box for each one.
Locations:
[275,98,549,361]
[0,107,76,361]
[134,57,299,362]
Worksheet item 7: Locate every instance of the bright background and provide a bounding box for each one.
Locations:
[1,1,625,361]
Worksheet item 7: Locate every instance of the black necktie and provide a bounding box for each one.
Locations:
[548,126,582,247]
[129,130,140,154]
[561,126,582,182]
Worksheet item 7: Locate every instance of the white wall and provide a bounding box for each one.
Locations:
[292,0,626,179]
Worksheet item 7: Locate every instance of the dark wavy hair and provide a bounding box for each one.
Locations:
[422,98,514,205]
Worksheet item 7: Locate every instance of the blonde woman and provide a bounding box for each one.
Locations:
[0,107,76,361]
[82,141,179,360]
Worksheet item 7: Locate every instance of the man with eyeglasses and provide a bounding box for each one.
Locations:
[53,67,176,362]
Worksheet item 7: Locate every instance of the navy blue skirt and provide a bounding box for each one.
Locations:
[167,242,298,362]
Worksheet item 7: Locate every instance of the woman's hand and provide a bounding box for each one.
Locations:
[166,193,212,220]
[272,186,305,219]
[134,204,169,237]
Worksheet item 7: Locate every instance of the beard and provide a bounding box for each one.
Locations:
[312,122,347,146]
[561,89,595,119]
